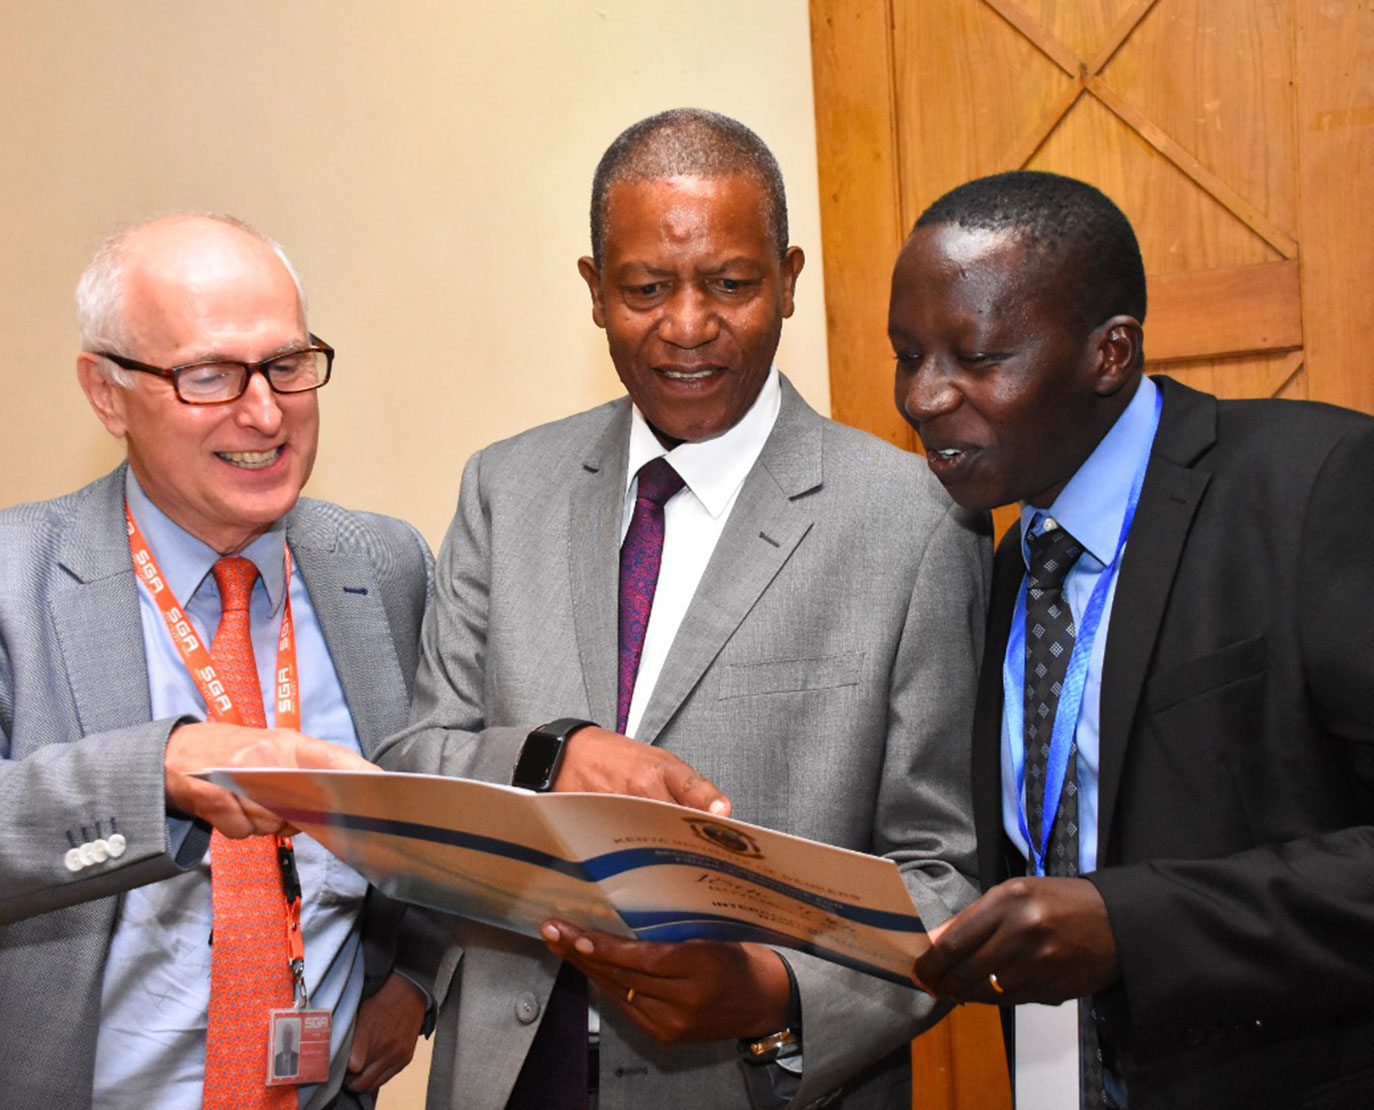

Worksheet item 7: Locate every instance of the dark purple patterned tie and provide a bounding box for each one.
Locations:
[616,456,685,734]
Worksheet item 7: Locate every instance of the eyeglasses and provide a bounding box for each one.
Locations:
[93,335,334,405]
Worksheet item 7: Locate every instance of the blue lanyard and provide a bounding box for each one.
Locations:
[1002,388,1161,876]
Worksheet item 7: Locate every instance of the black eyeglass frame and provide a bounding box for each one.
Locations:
[92,334,334,405]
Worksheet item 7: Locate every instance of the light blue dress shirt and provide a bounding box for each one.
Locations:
[93,472,368,1110]
[1001,376,1160,875]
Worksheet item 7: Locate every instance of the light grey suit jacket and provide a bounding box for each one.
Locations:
[380,379,990,1109]
[0,464,436,1110]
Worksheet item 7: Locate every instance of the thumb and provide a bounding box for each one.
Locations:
[347,1027,368,1073]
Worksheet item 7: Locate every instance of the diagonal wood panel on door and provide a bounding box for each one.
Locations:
[810,0,1372,1105]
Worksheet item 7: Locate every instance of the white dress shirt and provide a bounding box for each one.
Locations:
[620,367,782,738]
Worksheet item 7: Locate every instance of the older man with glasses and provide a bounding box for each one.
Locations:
[0,214,443,1110]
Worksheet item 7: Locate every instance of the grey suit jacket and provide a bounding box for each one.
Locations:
[0,464,436,1110]
[380,379,990,1109]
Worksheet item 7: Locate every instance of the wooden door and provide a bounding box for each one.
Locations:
[809,1,1373,1106]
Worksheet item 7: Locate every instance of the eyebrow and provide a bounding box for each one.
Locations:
[178,338,312,365]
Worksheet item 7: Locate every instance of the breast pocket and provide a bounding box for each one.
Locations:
[716,651,864,700]
[1140,634,1267,715]
[1131,634,1269,853]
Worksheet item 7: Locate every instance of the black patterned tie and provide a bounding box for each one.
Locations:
[1022,521,1108,1109]
[1023,521,1083,874]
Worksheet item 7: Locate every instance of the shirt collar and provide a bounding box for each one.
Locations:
[1020,375,1160,568]
[125,469,289,612]
[625,366,782,519]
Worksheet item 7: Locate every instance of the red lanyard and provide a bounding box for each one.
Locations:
[126,503,308,996]
[125,506,301,731]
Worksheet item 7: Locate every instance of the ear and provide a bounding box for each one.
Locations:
[1091,315,1144,398]
[778,246,805,319]
[576,256,607,329]
[77,353,129,438]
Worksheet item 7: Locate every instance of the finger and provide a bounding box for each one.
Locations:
[347,1056,402,1093]
[230,734,374,772]
[542,921,662,985]
[286,738,376,772]
[662,764,731,816]
[541,919,607,964]
[179,779,287,838]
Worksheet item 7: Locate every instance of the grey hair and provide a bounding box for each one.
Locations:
[75,213,309,386]
[589,107,789,267]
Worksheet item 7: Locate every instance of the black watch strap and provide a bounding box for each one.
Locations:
[512,718,596,792]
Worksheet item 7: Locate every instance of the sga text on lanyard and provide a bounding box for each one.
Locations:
[1002,388,1161,877]
[125,504,311,1004]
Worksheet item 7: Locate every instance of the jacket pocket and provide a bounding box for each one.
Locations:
[1139,634,1267,715]
[716,652,863,699]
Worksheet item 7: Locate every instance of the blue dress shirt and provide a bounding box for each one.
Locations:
[1001,376,1160,875]
[93,472,368,1110]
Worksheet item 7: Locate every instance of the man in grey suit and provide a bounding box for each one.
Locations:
[379,109,989,1108]
[0,214,441,1108]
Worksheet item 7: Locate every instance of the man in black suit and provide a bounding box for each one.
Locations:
[275,1019,301,1079]
[895,170,1374,1108]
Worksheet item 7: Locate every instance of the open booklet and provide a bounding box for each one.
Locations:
[207,767,927,985]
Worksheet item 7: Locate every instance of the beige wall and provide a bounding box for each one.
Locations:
[0,0,829,552]
[0,2,824,1105]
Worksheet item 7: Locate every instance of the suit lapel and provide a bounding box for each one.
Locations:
[50,466,155,736]
[568,404,631,731]
[288,505,409,754]
[1096,377,1215,863]
[635,382,818,742]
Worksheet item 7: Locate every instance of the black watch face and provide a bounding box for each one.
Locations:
[514,733,562,791]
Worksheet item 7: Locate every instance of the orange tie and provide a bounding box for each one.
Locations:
[202,556,296,1110]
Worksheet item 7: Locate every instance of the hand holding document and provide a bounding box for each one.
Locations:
[208,767,927,984]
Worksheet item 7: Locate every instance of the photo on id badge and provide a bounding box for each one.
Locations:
[267,1008,331,1086]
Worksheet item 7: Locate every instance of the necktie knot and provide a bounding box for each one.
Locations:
[213,556,259,614]
[634,456,685,507]
[1026,523,1083,592]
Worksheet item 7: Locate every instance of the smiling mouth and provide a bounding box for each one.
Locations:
[658,366,723,382]
[217,447,283,470]
[928,447,965,463]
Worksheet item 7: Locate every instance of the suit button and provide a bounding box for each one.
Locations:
[89,839,111,863]
[78,842,99,866]
[64,848,84,872]
[514,993,540,1024]
[106,833,127,858]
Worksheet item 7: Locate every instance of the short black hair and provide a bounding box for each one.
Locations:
[915,171,1146,331]
[589,108,789,266]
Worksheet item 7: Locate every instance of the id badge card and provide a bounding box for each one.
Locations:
[266,1008,331,1086]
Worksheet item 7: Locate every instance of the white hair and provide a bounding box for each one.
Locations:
[75,213,309,386]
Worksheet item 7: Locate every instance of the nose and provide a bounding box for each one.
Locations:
[658,286,719,349]
[234,370,285,435]
[896,361,960,427]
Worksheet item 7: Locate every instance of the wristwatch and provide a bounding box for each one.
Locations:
[741,954,804,1064]
[512,718,596,792]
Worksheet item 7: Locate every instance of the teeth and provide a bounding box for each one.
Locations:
[661,368,716,381]
[218,448,281,469]
[935,448,962,460]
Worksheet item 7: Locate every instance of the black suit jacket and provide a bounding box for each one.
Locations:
[973,377,1374,1108]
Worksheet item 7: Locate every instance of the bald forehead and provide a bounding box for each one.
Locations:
[113,218,306,364]
[122,217,288,286]
[122,219,303,325]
